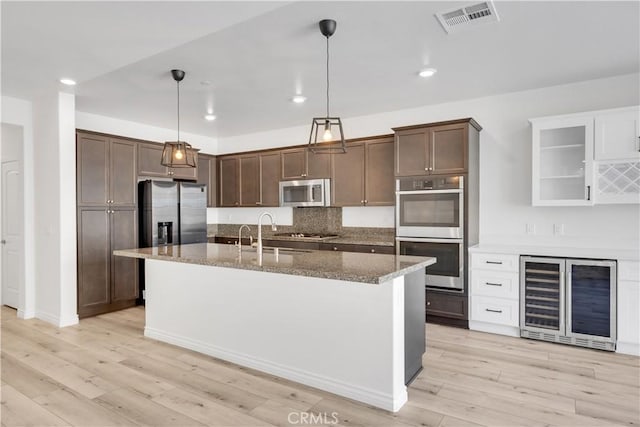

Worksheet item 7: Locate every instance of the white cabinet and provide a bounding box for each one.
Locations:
[594,107,640,161]
[531,106,640,206]
[530,115,594,206]
[469,251,520,336]
[617,261,640,356]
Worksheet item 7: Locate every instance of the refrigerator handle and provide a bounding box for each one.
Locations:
[560,263,567,336]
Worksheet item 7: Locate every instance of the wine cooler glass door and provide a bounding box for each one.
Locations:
[521,257,565,334]
[566,259,616,343]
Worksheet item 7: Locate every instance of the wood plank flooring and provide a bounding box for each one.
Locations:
[1,305,638,427]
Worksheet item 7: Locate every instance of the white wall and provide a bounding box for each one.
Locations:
[216,73,640,249]
[1,96,35,319]
[76,111,218,155]
[32,92,78,326]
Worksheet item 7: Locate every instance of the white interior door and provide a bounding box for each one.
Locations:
[2,160,23,308]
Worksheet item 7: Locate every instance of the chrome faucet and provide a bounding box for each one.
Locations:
[237,224,253,251]
[257,212,277,263]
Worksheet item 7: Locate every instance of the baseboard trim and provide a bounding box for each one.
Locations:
[36,310,79,327]
[469,321,520,337]
[145,326,407,412]
[17,309,35,319]
[616,341,640,356]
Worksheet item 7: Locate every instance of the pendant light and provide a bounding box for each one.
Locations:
[308,19,346,154]
[161,69,197,168]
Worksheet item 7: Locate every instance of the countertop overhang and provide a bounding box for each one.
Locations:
[114,243,436,284]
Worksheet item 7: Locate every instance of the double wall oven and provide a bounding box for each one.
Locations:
[396,176,465,291]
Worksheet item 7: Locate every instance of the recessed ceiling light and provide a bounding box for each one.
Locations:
[204,114,217,121]
[292,95,307,104]
[418,68,437,78]
[59,78,76,86]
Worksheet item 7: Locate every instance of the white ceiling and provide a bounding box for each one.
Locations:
[2,1,638,140]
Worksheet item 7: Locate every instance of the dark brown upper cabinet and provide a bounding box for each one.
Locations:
[394,119,481,177]
[219,156,240,207]
[77,133,137,208]
[137,142,198,180]
[219,152,281,207]
[281,147,331,180]
[332,143,365,206]
[260,152,281,207]
[239,155,260,206]
[331,136,394,207]
[364,137,395,206]
[197,154,217,207]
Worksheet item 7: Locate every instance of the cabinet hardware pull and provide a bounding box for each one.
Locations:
[486,261,502,265]
[586,185,591,201]
[485,308,502,313]
[485,282,502,286]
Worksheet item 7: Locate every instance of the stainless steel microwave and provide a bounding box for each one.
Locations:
[279,179,331,207]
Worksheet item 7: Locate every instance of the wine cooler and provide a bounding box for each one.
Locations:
[520,256,616,351]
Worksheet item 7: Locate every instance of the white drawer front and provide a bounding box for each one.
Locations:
[471,253,519,272]
[619,261,640,282]
[471,296,519,327]
[471,271,519,299]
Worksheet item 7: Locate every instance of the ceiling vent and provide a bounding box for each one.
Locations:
[435,1,500,34]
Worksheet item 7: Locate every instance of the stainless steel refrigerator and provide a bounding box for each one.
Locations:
[139,180,207,247]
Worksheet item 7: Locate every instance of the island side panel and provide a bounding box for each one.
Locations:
[143,259,408,412]
[404,268,426,384]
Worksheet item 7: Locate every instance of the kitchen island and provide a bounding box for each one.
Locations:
[114,243,435,412]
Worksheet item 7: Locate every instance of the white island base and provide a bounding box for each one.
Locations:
[143,258,423,412]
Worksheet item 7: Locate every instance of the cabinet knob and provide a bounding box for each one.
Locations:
[427,301,431,306]
[256,202,261,205]
[333,247,338,251]
[425,167,428,171]
[364,200,368,204]
[360,200,364,204]
[370,249,375,253]
[302,173,307,177]
[235,202,239,206]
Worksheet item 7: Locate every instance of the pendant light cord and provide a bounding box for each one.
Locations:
[326,35,330,118]
[176,79,180,143]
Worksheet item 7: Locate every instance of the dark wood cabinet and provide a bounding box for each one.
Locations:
[77,207,138,317]
[365,138,395,205]
[77,134,136,207]
[219,152,281,207]
[426,291,468,328]
[240,155,260,206]
[281,147,331,180]
[260,152,280,206]
[137,143,167,177]
[219,156,240,207]
[331,137,394,207]
[332,143,365,206]
[138,142,198,180]
[77,131,139,318]
[197,154,217,207]
[394,119,478,177]
[319,242,394,254]
[110,209,138,302]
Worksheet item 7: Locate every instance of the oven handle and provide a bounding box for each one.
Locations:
[395,237,464,244]
[396,189,463,195]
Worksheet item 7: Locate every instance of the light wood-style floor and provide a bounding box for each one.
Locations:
[1,305,638,427]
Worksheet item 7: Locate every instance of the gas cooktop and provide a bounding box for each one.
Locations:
[272,232,339,240]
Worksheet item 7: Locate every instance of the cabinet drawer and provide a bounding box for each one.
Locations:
[471,252,519,272]
[319,242,394,254]
[471,296,519,327]
[471,270,519,299]
[426,292,467,320]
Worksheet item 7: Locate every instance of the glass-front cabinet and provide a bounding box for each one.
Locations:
[530,115,594,206]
